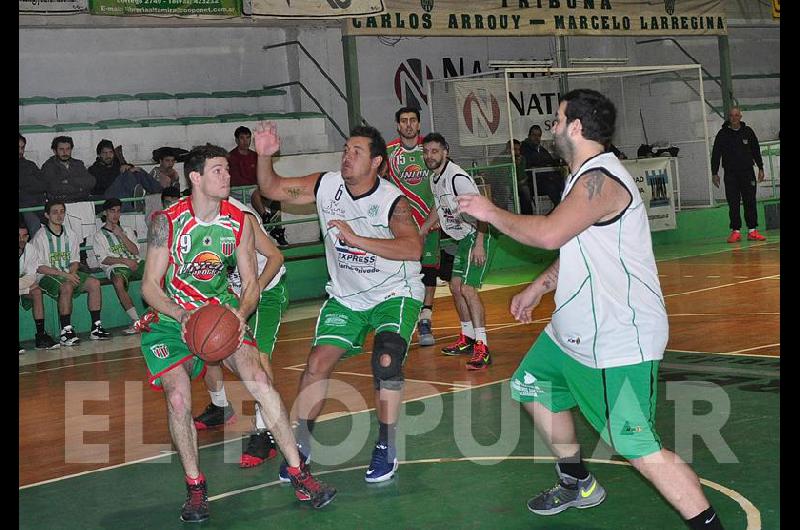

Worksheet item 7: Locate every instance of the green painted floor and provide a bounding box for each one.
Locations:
[20,349,779,529]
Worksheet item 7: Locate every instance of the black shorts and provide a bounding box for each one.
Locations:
[421,265,439,288]
[438,250,455,283]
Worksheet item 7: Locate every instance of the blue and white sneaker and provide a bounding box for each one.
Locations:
[365,443,398,483]
[278,447,310,483]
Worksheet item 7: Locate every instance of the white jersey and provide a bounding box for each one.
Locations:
[30,224,81,281]
[19,245,39,295]
[316,171,423,310]
[545,152,668,369]
[92,225,140,278]
[430,160,479,241]
[226,196,286,295]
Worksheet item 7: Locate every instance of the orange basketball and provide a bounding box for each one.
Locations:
[184,304,241,362]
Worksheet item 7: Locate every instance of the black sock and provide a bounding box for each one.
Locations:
[296,419,315,453]
[59,314,71,329]
[378,421,397,459]
[686,507,723,529]
[557,452,589,480]
[35,319,45,334]
[422,305,433,311]
[90,311,101,325]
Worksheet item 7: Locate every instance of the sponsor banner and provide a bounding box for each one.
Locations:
[87,0,241,17]
[621,158,676,232]
[345,0,727,37]
[251,0,384,18]
[19,0,87,12]
[453,78,507,147]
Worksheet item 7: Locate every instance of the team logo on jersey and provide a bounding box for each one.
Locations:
[335,239,377,271]
[150,343,170,360]
[202,236,212,246]
[402,164,426,185]
[178,251,225,282]
[368,204,380,217]
[321,199,346,218]
[220,237,236,256]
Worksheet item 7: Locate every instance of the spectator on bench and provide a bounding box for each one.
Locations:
[161,186,181,209]
[89,139,162,212]
[150,147,186,190]
[19,219,59,352]
[19,133,48,237]
[92,198,145,335]
[41,136,95,204]
[30,200,111,346]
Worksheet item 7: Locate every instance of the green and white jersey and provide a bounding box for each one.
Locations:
[226,196,286,295]
[546,152,668,369]
[159,197,244,311]
[30,224,80,280]
[431,160,479,241]
[316,171,424,311]
[386,136,435,229]
[92,225,140,277]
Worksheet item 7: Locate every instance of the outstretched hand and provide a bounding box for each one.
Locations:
[510,284,544,324]
[253,121,281,157]
[456,194,497,223]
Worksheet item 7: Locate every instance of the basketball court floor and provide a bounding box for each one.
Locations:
[19,233,779,529]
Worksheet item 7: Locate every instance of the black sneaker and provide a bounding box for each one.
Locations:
[288,462,337,509]
[60,326,80,347]
[269,227,289,247]
[193,402,236,430]
[240,429,278,468]
[441,333,474,356]
[90,323,111,340]
[35,332,60,350]
[527,465,606,516]
[180,475,210,523]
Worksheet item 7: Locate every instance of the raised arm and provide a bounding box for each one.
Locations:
[457,169,631,250]
[253,121,322,205]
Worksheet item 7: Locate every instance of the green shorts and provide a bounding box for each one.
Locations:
[20,294,33,311]
[38,271,92,300]
[421,230,441,267]
[452,231,496,288]
[109,261,145,289]
[248,277,288,359]
[510,332,662,460]
[313,296,422,358]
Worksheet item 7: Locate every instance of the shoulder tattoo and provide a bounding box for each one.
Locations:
[582,170,606,200]
[147,213,169,248]
[391,198,417,226]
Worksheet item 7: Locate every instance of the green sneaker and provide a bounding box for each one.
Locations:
[527,465,606,516]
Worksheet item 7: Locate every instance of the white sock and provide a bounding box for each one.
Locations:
[474,327,487,345]
[254,402,267,430]
[209,387,228,407]
[420,307,433,321]
[748,228,756,233]
[461,321,475,339]
[126,307,139,322]
[733,229,740,233]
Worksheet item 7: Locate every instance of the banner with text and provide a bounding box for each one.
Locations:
[621,157,677,231]
[345,0,726,37]
[19,0,87,13]
[251,0,384,18]
[87,0,241,17]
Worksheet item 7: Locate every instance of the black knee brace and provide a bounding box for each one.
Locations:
[371,331,407,390]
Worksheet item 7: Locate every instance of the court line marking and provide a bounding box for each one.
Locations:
[667,348,780,359]
[725,343,780,355]
[282,369,472,389]
[664,274,779,297]
[207,456,761,530]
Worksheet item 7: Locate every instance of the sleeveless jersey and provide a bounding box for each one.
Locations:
[316,171,424,310]
[226,196,286,295]
[431,160,479,241]
[160,197,244,311]
[545,152,668,369]
[30,224,80,278]
[385,136,435,229]
[92,226,139,276]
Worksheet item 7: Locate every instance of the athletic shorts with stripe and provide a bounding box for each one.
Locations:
[38,271,92,300]
[248,276,288,359]
[108,261,145,290]
[140,297,257,391]
[452,230,496,288]
[313,296,422,359]
[421,229,441,267]
[510,332,663,460]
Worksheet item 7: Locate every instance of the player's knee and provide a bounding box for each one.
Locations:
[59,282,73,293]
[371,331,406,389]
[86,277,101,291]
[112,275,125,288]
[305,350,336,379]
[166,388,191,417]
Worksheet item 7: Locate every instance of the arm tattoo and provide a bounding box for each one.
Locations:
[284,186,305,199]
[147,214,169,248]
[583,171,606,200]
[391,199,417,227]
[541,260,560,291]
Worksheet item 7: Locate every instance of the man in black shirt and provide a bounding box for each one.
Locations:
[710,107,766,243]
[520,125,564,207]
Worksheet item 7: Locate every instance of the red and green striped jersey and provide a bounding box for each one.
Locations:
[385,136,435,229]
[159,197,244,311]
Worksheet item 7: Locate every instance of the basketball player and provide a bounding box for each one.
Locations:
[420,132,496,370]
[385,107,439,346]
[139,144,335,522]
[254,121,423,484]
[193,194,288,469]
[456,89,724,529]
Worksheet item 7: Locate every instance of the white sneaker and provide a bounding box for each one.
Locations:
[90,322,111,340]
[123,323,139,335]
[60,325,80,346]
